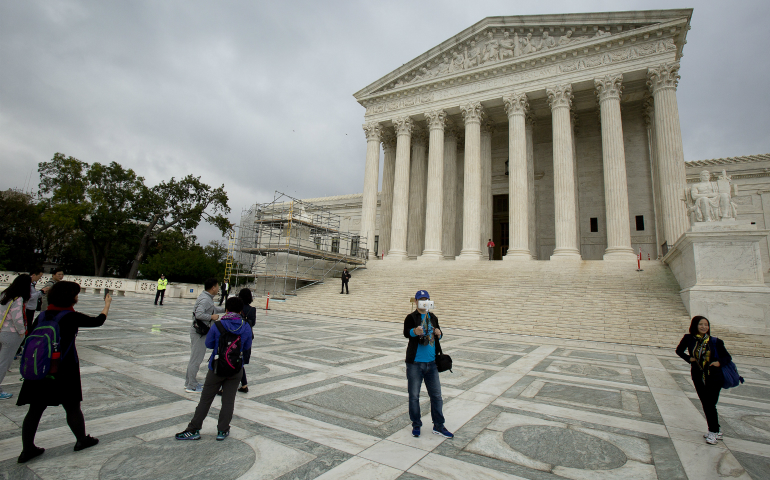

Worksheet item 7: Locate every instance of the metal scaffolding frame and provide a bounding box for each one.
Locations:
[233,191,367,299]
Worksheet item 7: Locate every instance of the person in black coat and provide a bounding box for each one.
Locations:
[675,315,731,445]
[238,288,256,393]
[16,281,111,463]
[340,268,351,294]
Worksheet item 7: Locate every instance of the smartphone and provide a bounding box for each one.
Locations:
[104,288,110,299]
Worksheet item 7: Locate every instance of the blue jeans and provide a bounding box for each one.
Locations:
[406,361,444,429]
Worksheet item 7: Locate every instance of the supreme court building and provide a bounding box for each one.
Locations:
[353,9,693,262]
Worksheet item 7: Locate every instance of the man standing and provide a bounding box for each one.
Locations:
[185,278,225,393]
[340,268,351,294]
[25,267,46,328]
[486,239,495,261]
[403,290,453,439]
[155,274,168,306]
[39,268,64,312]
[218,278,230,306]
[175,297,252,441]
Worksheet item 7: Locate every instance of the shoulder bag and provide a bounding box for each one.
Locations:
[710,337,744,389]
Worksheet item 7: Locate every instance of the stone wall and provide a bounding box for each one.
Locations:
[0,272,204,300]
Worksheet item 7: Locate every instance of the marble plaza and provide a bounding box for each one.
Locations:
[0,295,768,479]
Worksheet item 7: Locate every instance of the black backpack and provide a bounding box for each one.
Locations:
[213,321,243,377]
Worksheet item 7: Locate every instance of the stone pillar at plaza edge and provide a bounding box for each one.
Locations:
[648,62,688,249]
[406,126,428,259]
[442,124,458,259]
[384,116,413,261]
[458,101,485,260]
[360,122,382,259]
[526,115,537,258]
[419,109,447,261]
[547,84,582,260]
[503,92,531,260]
[480,120,494,255]
[595,74,636,260]
[379,131,397,257]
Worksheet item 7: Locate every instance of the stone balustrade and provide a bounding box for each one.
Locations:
[0,272,204,300]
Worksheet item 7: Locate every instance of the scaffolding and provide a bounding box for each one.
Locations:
[233,191,367,299]
[223,231,237,283]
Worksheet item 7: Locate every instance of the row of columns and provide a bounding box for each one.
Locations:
[359,62,688,261]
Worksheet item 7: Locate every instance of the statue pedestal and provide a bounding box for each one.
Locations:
[663,221,770,335]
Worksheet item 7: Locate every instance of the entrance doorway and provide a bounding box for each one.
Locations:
[493,194,509,260]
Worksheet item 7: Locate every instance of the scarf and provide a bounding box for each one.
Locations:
[693,334,711,384]
[47,305,76,312]
[420,313,434,347]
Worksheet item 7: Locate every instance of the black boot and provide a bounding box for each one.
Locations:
[74,435,99,451]
[18,446,44,463]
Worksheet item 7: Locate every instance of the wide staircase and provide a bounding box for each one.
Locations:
[271,259,769,357]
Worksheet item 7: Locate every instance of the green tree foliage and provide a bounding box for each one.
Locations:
[140,232,226,283]
[127,175,232,279]
[38,153,146,276]
[0,189,62,272]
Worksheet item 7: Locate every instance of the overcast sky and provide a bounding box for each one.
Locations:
[2,0,769,244]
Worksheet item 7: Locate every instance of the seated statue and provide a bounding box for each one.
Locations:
[687,170,738,223]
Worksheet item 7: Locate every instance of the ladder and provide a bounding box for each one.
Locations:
[223,231,237,283]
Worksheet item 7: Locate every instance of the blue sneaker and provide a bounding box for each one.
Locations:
[175,430,200,440]
[412,427,420,437]
[433,426,454,439]
[216,430,229,441]
[0,393,12,400]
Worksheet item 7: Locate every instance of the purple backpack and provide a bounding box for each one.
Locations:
[20,311,73,380]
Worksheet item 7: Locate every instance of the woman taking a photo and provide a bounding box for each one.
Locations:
[16,281,111,463]
[676,315,731,445]
[0,275,32,399]
[238,288,256,393]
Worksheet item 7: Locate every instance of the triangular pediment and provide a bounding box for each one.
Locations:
[354,9,692,103]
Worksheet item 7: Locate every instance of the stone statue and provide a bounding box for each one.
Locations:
[465,40,481,69]
[594,29,611,39]
[499,31,515,59]
[558,30,573,46]
[451,50,465,72]
[687,170,738,223]
[482,31,500,63]
[521,33,534,54]
[538,32,555,51]
[436,54,451,75]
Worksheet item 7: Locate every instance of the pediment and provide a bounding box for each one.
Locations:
[354,9,692,103]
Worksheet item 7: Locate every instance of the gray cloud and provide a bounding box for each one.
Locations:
[1,0,769,244]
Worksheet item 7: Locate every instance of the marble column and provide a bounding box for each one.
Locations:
[419,110,447,261]
[384,116,413,261]
[644,97,664,259]
[503,92,531,260]
[526,115,537,258]
[648,62,688,248]
[360,122,382,259]
[480,120,494,255]
[406,126,428,259]
[458,101,484,260]
[596,74,636,260]
[442,125,458,259]
[547,84,582,260]
[379,131,397,257]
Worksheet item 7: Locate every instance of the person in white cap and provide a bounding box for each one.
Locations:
[403,289,453,439]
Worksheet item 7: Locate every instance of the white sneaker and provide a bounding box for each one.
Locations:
[705,432,718,445]
[185,385,203,393]
[703,431,723,440]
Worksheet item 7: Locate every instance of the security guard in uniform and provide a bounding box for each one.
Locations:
[155,274,168,305]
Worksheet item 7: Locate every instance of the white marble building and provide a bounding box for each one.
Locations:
[352,9,694,262]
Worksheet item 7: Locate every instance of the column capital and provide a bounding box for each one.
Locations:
[503,92,529,117]
[392,116,414,136]
[525,113,536,128]
[381,131,397,152]
[642,95,654,127]
[547,84,573,110]
[460,102,485,124]
[424,109,447,131]
[647,62,680,94]
[363,122,382,141]
[480,119,496,136]
[412,126,428,147]
[595,73,623,103]
[444,120,459,139]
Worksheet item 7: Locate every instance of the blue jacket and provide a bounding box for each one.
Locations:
[205,313,253,371]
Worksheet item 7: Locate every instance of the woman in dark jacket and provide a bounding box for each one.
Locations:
[675,315,731,445]
[238,288,256,393]
[17,281,111,463]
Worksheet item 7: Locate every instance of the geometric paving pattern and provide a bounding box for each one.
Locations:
[0,295,768,479]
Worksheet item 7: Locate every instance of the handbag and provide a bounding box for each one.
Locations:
[435,342,452,373]
[710,337,744,389]
[192,317,210,336]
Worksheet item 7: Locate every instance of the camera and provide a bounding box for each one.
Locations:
[418,334,431,346]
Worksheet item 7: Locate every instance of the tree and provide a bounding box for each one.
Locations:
[38,153,146,276]
[0,189,64,272]
[127,175,231,279]
[140,232,225,283]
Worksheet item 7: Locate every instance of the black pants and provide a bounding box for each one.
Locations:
[154,289,165,305]
[341,281,349,294]
[23,402,86,450]
[186,368,243,433]
[241,368,247,386]
[219,292,229,306]
[693,376,722,433]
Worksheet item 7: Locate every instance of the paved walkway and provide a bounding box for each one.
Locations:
[0,295,768,479]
